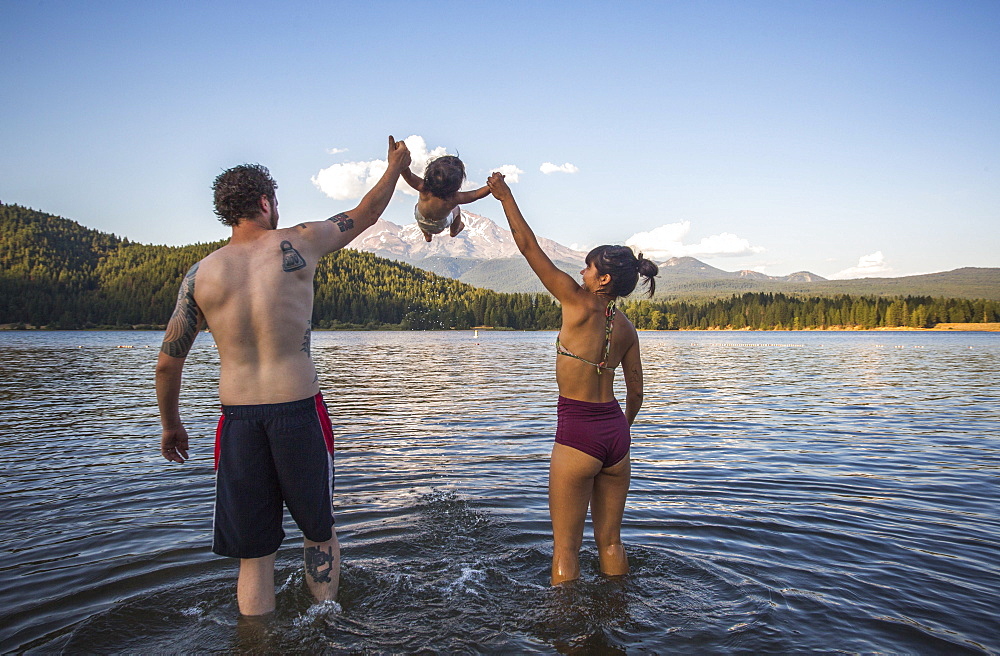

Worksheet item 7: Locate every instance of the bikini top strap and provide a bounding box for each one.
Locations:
[597,300,616,374]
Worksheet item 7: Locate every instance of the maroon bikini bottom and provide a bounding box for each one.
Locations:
[555,396,631,468]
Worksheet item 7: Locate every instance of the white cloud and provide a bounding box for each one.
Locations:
[625,221,764,261]
[540,162,579,174]
[489,164,524,184]
[311,135,451,200]
[312,136,524,200]
[829,251,894,279]
[326,147,349,155]
[402,135,450,176]
[310,159,388,200]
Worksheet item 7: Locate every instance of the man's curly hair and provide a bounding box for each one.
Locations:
[423,156,465,199]
[212,164,278,226]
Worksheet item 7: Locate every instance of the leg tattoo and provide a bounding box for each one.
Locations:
[304,545,335,583]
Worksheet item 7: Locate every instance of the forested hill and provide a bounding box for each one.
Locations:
[0,203,560,330]
[2,203,998,331]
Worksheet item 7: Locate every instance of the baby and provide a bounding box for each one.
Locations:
[401,155,490,242]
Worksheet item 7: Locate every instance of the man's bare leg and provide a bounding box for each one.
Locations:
[237,552,277,616]
[304,528,340,603]
[421,228,432,242]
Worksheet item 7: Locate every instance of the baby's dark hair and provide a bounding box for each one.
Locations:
[586,245,659,298]
[212,164,277,226]
[423,155,465,199]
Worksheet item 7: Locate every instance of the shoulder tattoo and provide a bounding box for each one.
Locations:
[161,262,203,358]
[327,212,354,232]
[280,240,306,272]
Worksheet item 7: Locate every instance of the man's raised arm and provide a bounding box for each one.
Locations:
[300,136,411,255]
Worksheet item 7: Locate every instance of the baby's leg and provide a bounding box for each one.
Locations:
[415,203,433,242]
[450,210,465,237]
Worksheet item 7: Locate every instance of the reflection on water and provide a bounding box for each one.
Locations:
[0,330,998,654]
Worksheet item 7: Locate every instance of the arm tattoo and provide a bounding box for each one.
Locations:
[305,545,336,583]
[301,320,311,356]
[327,212,354,232]
[281,240,306,272]
[161,262,203,358]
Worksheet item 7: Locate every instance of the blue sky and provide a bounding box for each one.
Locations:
[2,1,997,279]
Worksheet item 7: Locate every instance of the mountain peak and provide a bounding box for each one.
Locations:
[661,257,731,278]
[785,271,827,282]
[351,211,585,263]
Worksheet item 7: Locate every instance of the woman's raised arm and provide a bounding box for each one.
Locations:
[488,173,582,303]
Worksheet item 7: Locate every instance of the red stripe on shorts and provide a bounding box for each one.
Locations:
[214,414,225,470]
[314,392,335,455]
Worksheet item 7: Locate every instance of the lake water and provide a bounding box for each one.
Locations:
[0,330,997,654]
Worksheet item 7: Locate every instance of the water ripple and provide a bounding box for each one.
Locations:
[0,330,997,654]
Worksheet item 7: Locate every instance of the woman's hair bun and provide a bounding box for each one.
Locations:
[586,246,658,298]
[635,252,659,297]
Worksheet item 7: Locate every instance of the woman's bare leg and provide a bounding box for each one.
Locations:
[591,453,631,577]
[548,443,603,585]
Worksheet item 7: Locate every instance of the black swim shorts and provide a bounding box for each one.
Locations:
[212,392,335,559]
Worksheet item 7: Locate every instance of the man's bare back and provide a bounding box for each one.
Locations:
[196,227,323,405]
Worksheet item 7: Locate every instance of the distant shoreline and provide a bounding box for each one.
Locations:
[657,323,1000,333]
[3,323,1000,332]
[653,323,1000,332]
[872,322,1000,332]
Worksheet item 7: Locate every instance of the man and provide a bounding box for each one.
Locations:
[155,136,411,615]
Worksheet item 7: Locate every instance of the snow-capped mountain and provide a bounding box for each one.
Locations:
[350,211,586,263]
[349,216,835,295]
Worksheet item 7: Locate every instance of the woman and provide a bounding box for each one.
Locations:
[487,173,658,585]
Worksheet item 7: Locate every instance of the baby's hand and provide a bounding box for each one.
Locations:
[487,172,512,200]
